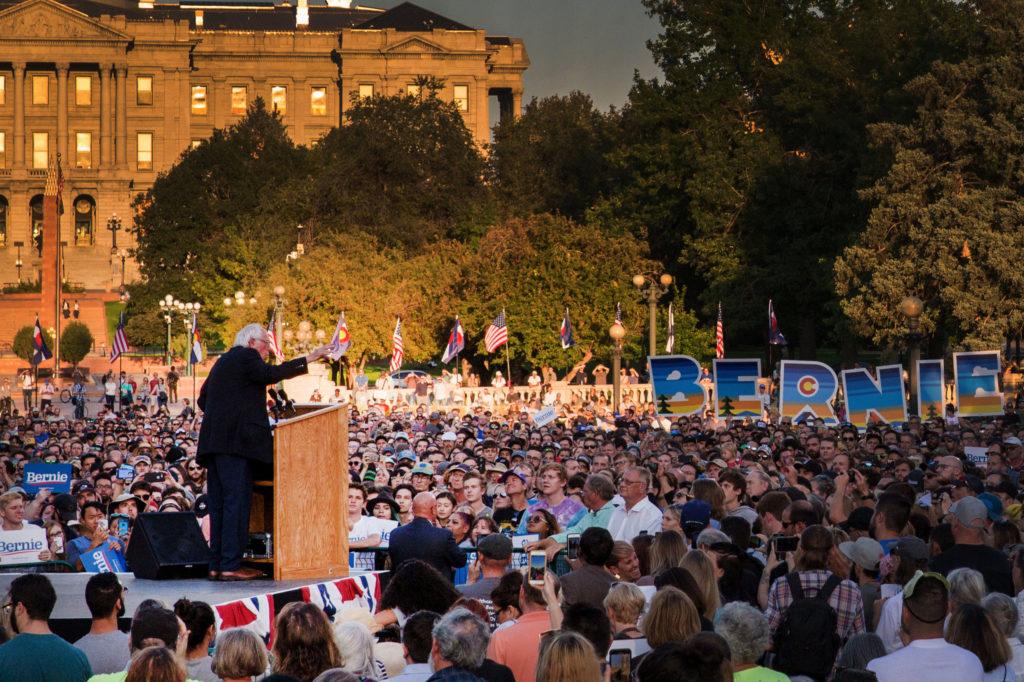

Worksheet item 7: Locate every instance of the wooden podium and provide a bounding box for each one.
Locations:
[247,404,349,581]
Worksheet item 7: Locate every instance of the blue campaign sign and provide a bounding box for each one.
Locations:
[23,462,73,494]
[81,544,128,573]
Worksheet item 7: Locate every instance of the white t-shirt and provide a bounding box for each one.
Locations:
[876,592,904,653]
[0,523,47,565]
[867,638,984,682]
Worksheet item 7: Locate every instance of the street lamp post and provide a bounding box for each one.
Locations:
[900,295,924,414]
[609,319,626,414]
[632,272,674,357]
[107,213,122,253]
[159,294,174,365]
[118,248,129,289]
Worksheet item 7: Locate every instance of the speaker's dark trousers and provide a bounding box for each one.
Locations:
[206,453,252,572]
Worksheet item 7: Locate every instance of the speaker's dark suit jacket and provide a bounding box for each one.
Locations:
[197,346,307,465]
[388,517,467,579]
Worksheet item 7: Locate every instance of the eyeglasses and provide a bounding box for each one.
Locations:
[137,494,151,501]
[187,466,202,471]
[527,516,547,524]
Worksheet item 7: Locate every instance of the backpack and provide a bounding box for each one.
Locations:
[772,572,842,681]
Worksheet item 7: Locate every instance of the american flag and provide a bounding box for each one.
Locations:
[484,310,508,353]
[56,153,65,215]
[266,312,284,362]
[389,317,404,373]
[110,311,128,362]
[715,302,724,359]
[665,303,675,354]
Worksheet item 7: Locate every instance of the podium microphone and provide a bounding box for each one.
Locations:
[278,388,296,416]
[268,388,284,417]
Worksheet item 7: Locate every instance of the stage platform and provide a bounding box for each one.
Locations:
[0,570,385,643]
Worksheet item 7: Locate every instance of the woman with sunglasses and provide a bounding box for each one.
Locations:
[526,509,560,540]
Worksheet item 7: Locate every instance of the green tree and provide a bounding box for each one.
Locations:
[720,395,735,417]
[311,91,493,246]
[836,4,1024,351]
[13,325,54,365]
[60,322,94,367]
[596,0,977,355]
[128,99,306,345]
[459,214,710,369]
[489,92,618,221]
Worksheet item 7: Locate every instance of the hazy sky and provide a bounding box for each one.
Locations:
[369,0,664,111]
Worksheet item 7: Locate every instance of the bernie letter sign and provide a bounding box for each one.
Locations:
[23,462,73,494]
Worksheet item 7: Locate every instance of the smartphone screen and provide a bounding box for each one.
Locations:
[116,464,135,482]
[774,535,799,553]
[566,533,581,561]
[529,551,546,586]
[608,649,631,682]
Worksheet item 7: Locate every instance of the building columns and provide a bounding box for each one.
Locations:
[100,65,111,167]
[56,63,69,167]
[114,64,128,167]
[13,63,24,167]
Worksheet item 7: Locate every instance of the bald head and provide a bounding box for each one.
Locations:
[412,492,437,520]
[937,456,963,483]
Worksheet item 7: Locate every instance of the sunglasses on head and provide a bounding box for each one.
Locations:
[528,515,547,524]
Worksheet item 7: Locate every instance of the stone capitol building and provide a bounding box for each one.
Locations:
[0,0,528,295]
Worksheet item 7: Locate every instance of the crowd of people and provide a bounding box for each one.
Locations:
[3,362,1024,681]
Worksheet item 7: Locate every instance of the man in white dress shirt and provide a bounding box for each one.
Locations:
[606,466,662,542]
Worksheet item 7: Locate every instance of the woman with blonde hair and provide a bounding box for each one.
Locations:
[604,582,647,640]
[536,631,603,682]
[272,602,343,681]
[125,646,186,682]
[642,586,701,649]
[681,549,721,619]
[945,603,1015,682]
[637,530,687,585]
[211,629,269,682]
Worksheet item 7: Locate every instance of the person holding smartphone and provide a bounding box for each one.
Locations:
[65,502,126,572]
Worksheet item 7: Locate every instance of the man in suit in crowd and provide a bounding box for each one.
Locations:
[389,492,467,580]
[198,323,329,580]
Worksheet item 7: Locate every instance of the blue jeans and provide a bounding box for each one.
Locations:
[206,454,253,571]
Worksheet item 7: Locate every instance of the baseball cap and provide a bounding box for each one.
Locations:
[485,462,508,474]
[477,533,513,561]
[394,432,409,441]
[679,500,712,527]
[841,506,874,533]
[409,462,434,477]
[397,450,416,463]
[893,536,930,563]
[950,496,988,529]
[1005,437,1023,447]
[902,570,950,604]
[838,537,883,571]
[500,470,528,486]
[440,432,457,442]
[977,492,1004,521]
[710,458,728,470]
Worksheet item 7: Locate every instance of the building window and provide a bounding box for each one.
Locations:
[453,84,469,112]
[0,132,5,169]
[231,86,247,116]
[271,86,287,115]
[407,83,421,97]
[137,76,153,106]
[191,85,207,115]
[32,132,48,169]
[75,76,92,106]
[74,195,95,245]
[75,132,92,169]
[32,75,48,106]
[0,196,6,247]
[0,76,5,106]
[358,83,374,99]
[310,87,327,116]
[137,132,153,170]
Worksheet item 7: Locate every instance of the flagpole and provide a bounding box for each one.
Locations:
[118,356,123,415]
[191,312,197,407]
[502,308,512,385]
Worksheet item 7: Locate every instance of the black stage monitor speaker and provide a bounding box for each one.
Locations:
[127,512,211,580]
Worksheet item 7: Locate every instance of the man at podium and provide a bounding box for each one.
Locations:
[198,323,330,581]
